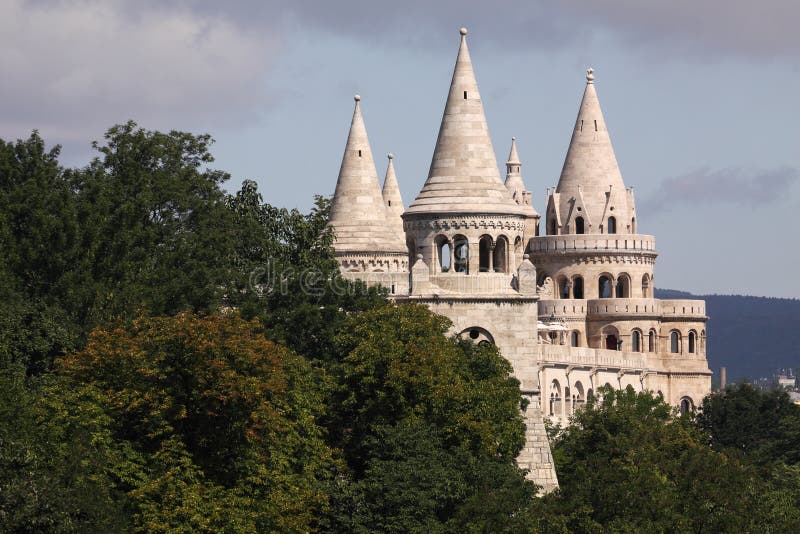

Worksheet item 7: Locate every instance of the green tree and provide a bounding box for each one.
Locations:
[72,122,237,325]
[0,134,83,373]
[324,303,536,532]
[543,386,769,532]
[0,364,132,532]
[58,312,335,533]
[697,383,800,465]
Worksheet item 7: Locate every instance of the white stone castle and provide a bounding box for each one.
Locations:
[327,28,711,492]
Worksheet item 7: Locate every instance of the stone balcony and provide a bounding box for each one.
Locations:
[428,272,517,295]
[660,299,707,319]
[540,298,663,319]
[528,234,657,255]
[537,344,647,370]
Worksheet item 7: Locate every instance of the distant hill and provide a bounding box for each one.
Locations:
[655,289,800,382]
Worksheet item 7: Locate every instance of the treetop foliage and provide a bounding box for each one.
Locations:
[2,126,799,532]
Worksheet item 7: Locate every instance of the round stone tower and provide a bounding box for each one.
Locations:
[329,96,409,294]
[402,28,558,492]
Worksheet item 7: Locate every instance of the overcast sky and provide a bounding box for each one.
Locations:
[2,0,799,298]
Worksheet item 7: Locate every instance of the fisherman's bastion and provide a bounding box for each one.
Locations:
[327,28,711,492]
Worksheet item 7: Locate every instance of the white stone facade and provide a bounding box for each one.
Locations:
[327,28,710,493]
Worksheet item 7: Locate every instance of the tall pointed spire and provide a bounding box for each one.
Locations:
[553,69,635,234]
[406,28,525,216]
[329,95,405,252]
[381,153,406,239]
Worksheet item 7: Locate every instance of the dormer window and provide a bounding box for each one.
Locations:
[463,91,468,99]
[358,150,362,157]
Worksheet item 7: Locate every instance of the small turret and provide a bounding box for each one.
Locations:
[504,137,537,215]
[329,95,405,253]
[381,153,406,244]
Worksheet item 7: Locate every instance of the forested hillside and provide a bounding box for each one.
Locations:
[656,289,800,381]
[2,126,799,532]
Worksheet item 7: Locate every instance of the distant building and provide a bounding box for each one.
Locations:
[327,28,711,492]
[774,370,796,390]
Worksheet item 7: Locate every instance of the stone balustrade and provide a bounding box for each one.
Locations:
[528,234,656,254]
[537,343,647,370]
[429,272,515,294]
[538,299,588,318]
[586,298,662,317]
[660,299,706,318]
[540,298,662,318]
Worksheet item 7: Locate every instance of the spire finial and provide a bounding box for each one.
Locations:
[387,152,393,160]
[459,27,468,36]
[354,94,361,102]
[586,67,594,83]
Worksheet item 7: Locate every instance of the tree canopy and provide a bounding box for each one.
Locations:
[2,125,800,532]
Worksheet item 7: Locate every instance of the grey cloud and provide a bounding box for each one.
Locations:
[167,0,800,58]
[641,166,799,214]
[0,0,281,145]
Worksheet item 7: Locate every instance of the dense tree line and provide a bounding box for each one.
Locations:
[1,126,799,532]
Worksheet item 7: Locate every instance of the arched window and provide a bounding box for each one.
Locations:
[435,235,450,272]
[641,274,650,298]
[680,397,694,415]
[670,331,680,353]
[631,217,636,233]
[571,331,580,347]
[603,325,620,350]
[550,380,562,417]
[559,277,570,299]
[575,216,585,234]
[587,388,595,402]
[479,236,492,272]
[549,219,557,235]
[701,330,706,354]
[632,329,642,352]
[573,276,584,299]
[615,274,630,298]
[494,236,508,273]
[648,330,656,352]
[607,216,617,234]
[574,381,585,410]
[599,275,612,298]
[688,331,696,353]
[460,327,495,346]
[453,236,469,273]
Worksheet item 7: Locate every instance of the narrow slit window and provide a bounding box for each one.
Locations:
[594,120,598,131]
[580,120,583,131]
[463,91,467,99]
[358,149,362,157]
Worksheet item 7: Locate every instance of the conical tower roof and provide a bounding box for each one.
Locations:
[405,28,526,216]
[329,96,405,253]
[554,69,633,232]
[382,153,406,238]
